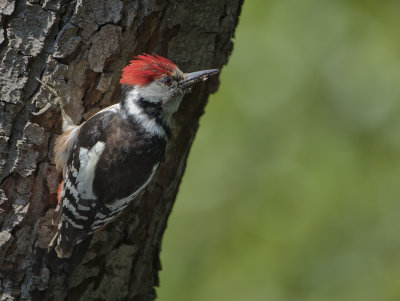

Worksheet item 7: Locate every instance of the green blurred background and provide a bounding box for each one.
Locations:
[158,0,400,300]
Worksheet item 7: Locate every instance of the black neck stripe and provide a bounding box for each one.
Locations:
[121,85,171,138]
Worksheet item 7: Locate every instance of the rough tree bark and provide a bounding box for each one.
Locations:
[0,0,242,300]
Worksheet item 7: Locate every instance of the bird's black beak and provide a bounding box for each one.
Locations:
[179,69,220,89]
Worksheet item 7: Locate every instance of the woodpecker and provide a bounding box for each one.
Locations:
[49,54,219,258]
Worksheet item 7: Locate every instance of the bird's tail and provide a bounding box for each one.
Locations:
[46,234,94,274]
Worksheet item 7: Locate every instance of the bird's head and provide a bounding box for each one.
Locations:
[120,54,219,113]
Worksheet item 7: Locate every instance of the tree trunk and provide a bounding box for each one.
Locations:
[0,0,242,300]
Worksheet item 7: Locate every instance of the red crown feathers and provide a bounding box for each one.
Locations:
[120,53,178,86]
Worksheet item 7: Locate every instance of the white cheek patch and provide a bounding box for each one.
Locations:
[137,82,169,102]
[125,89,166,136]
[76,141,105,200]
[138,82,184,124]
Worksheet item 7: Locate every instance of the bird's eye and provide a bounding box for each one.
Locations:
[163,77,172,86]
